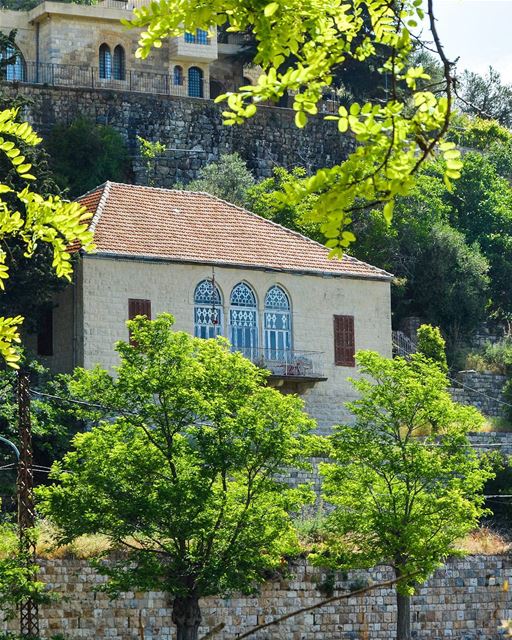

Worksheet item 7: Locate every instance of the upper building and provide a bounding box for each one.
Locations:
[0,0,253,99]
[28,182,393,431]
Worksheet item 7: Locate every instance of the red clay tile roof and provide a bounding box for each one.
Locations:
[75,182,392,280]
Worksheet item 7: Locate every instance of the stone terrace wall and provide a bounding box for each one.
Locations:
[450,371,508,418]
[2,556,511,639]
[5,85,352,185]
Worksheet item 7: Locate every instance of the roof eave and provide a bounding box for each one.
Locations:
[83,250,394,282]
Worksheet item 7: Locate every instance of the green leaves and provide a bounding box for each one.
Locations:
[0,108,95,366]
[38,314,316,603]
[317,351,492,588]
[124,0,456,255]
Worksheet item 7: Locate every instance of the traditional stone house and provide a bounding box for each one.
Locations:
[31,182,392,431]
[0,0,250,99]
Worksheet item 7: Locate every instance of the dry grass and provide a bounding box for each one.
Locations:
[480,417,512,433]
[459,527,511,555]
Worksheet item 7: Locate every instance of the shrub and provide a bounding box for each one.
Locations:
[416,324,448,372]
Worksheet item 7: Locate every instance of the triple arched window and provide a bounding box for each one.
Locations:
[99,44,125,80]
[193,281,292,358]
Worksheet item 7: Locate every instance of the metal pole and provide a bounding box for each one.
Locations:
[17,369,39,638]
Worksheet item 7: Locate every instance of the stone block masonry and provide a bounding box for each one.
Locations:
[1,556,511,639]
[5,85,352,186]
[450,371,508,419]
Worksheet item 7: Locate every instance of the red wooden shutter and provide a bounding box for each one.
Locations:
[128,299,152,321]
[128,299,151,345]
[333,315,355,367]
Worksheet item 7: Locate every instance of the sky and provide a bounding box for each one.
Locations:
[429,0,512,81]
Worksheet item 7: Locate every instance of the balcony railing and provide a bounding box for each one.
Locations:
[232,347,326,380]
[2,62,209,99]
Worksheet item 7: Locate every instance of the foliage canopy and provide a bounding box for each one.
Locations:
[317,351,492,638]
[38,314,316,640]
[0,108,93,366]
[126,0,460,256]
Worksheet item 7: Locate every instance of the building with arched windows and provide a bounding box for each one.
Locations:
[0,0,254,100]
[30,182,392,433]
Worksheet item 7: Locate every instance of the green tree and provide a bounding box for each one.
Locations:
[137,135,166,187]
[317,351,492,640]
[45,117,130,198]
[0,108,93,366]
[457,67,512,128]
[247,166,323,241]
[185,152,255,207]
[416,324,448,372]
[38,314,316,640]
[126,0,460,255]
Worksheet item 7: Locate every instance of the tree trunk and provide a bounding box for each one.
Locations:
[396,589,411,640]
[172,595,202,640]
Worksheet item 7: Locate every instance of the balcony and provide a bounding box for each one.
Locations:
[233,348,326,382]
[169,31,218,63]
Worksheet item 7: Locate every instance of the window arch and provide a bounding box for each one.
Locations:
[264,286,291,359]
[188,66,204,98]
[113,45,125,80]
[1,44,25,82]
[194,279,223,339]
[173,65,183,86]
[230,283,258,358]
[99,43,112,79]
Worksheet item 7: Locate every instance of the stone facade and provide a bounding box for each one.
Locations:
[3,83,351,185]
[37,255,391,433]
[450,371,508,419]
[1,556,511,639]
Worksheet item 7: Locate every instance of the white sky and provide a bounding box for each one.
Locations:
[429,0,512,81]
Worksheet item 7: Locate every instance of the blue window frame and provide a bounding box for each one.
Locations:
[194,280,223,339]
[2,45,25,81]
[113,45,125,81]
[99,43,112,80]
[184,29,209,44]
[188,66,204,98]
[230,283,258,359]
[264,286,291,360]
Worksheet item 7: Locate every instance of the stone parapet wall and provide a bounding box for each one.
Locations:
[450,371,508,418]
[1,556,511,639]
[6,84,352,185]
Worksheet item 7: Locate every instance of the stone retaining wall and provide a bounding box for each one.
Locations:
[5,84,351,185]
[450,371,508,418]
[1,556,511,639]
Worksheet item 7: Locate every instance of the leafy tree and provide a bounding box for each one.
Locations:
[137,135,166,187]
[185,152,255,207]
[416,324,447,372]
[317,351,492,640]
[38,314,316,640]
[126,0,460,256]
[247,166,323,241]
[45,117,130,198]
[0,108,93,366]
[456,67,512,128]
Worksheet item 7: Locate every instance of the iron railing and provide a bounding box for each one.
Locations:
[2,61,210,98]
[392,330,417,358]
[232,347,325,379]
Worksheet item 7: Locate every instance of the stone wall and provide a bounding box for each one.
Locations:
[2,556,511,639]
[450,371,508,419]
[6,84,351,185]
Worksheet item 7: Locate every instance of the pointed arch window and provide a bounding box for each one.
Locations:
[230,283,258,358]
[188,66,204,98]
[264,286,291,359]
[1,44,25,81]
[194,279,223,339]
[99,43,112,79]
[113,45,125,80]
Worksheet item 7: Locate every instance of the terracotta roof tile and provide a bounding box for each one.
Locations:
[76,182,392,280]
